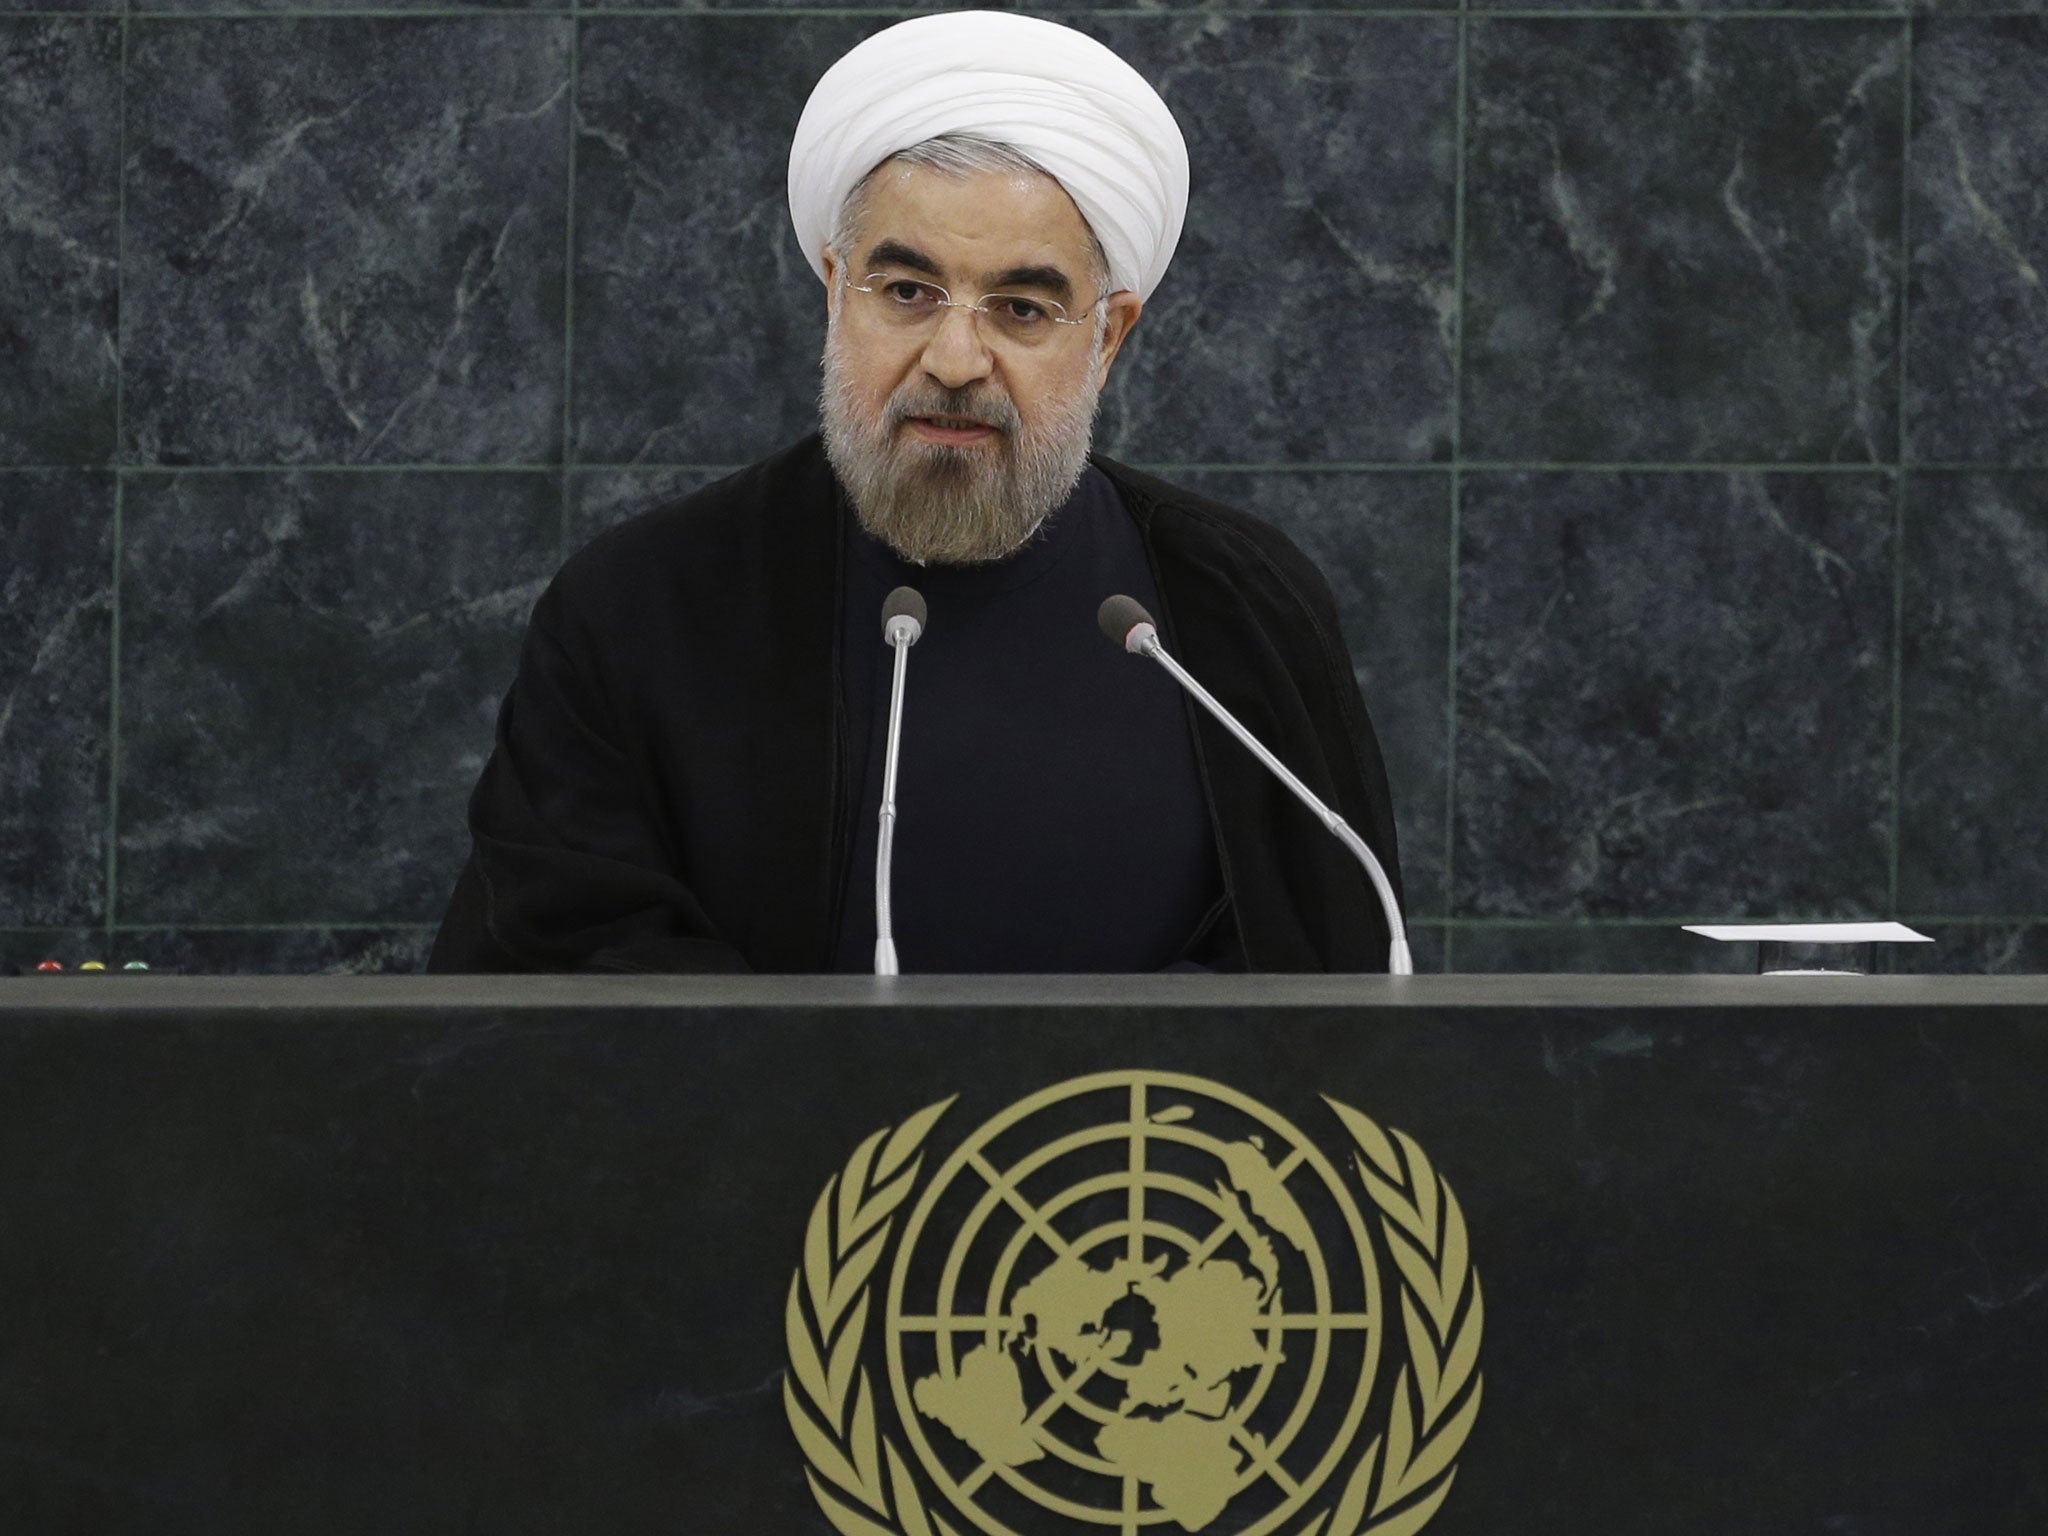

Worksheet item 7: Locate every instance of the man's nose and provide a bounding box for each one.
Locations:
[917,303,996,390]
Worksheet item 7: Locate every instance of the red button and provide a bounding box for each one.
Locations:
[35,960,64,972]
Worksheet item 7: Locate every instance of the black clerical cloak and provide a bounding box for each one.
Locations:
[428,434,1403,974]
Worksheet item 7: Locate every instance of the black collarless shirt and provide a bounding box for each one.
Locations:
[832,467,1223,973]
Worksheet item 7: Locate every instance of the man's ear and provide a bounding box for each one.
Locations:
[1095,292,1144,388]
[822,248,841,321]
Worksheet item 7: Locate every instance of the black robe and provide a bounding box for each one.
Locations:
[428,434,1404,974]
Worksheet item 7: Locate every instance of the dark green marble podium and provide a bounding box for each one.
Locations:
[2,975,2043,1536]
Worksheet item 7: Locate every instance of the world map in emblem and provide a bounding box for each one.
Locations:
[883,1071,1383,1536]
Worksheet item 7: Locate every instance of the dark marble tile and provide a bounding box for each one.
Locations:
[1,926,433,974]
[122,19,570,467]
[1473,0,1907,11]
[1906,20,2048,467]
[113,926,437,974]
[1890,923,2048,974]
[1463,20,1904,464]
[571,16,871,467]
[567,465,732,553]
[116,471,558,925]
[580,0,842,8]
[0,471,111,928]
[1898,473,2048,915]
[0,0,116,15]
[0,19,120,465]
[1401,921,1448,972]
[1085,16,1459,464]
[585,0,1453,11]
[1448,922,1755,974]
[0,930,104,975]
[137,0,556,11]
[1172,469,1452,918]
[1455,471,1895,920]
[1916,0,2048,14]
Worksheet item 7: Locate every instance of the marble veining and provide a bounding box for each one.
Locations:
[1455,471,1895,920]
[121,19,571,466]
[133,0,556,12]
[1175,469,1453,919]
[122,926,436,973]
[1,926,435,974]
[571,16,868,467]
[1898,474,2048,915]
[1896,923,2048,974]
[1463,19,1904,463]
[1449,922,1756,974]
[0,19,120,466]
[568,466,733,553]
[0,0,118,13]
[0,472,112,928]
[115,472,559,925]
[1906,20,2048,466]
[1085,15,1459,465]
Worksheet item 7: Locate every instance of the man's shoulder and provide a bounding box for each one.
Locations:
[1091,455,1332,612]
[553,434,836,602]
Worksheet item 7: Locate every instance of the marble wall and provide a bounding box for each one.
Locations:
[3,2,2044,975]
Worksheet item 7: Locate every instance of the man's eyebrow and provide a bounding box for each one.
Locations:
[862,240,943,277]
[988,265,1074,303]
[860,241,1077,304]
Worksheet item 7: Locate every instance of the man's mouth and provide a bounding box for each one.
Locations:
[905,415,1001,444]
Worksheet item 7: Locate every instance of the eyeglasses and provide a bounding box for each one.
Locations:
[841,271,1103,347]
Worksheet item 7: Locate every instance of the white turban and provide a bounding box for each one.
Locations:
[787,11,1190,302]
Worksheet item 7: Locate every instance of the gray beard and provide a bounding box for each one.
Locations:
[818,322,1103,566]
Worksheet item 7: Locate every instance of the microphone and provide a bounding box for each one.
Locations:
[875,586,927,976]
[1097,595,1413,976]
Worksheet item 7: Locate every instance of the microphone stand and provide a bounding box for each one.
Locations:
[1102,597,1413,976]
[875,588,926,976]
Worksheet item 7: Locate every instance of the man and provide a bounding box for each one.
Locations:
[429,11,1403,974]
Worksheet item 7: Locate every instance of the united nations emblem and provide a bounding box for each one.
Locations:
[785,1071,1482,1536]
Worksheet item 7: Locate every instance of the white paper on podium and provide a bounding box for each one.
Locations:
[1681,921,1933,944]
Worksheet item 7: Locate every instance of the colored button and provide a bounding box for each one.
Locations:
[35,960,63,972]
[81,961,107,972]
[122,961,150,971]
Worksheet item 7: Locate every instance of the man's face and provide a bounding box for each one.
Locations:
[819,163,1143,566]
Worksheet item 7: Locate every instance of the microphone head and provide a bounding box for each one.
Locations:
[882,585,926,643]
[1097,594,1157,653]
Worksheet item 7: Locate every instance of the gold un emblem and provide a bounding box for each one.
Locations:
[785,1070,1483,1536]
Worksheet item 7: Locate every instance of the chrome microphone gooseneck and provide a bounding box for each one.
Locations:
[875,586,927,976]
[1097,594,1414,976]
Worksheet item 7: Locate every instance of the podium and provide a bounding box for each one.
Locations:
[2,975,2043,1535]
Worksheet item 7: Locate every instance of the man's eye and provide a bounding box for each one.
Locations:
[885,281,936,305]
[995,297,1050,325]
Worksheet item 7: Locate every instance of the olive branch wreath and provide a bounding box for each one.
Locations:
[1306,1099,1485,1536]
[785,1095,963,1536]
[784,1095,1482,1536]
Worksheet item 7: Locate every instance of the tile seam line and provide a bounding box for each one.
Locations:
[85,8,1472,20]
[559,5,579,563]
[1444,0,1470,946]
[22,6,2048,17]
[54,8,1977,21]
[34,460,2018,475]
[95,922,446,932]
[28,6,2031,18]
[1430,914,2039,928]
[21,460,2035,476]
[7,916,2039,935]
[105,7,130,945]
[1887,14,1913,921]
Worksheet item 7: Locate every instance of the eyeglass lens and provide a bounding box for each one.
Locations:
[854,275,1076,345]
